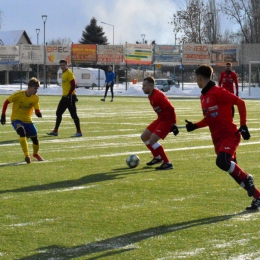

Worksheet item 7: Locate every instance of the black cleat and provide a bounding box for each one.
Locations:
[146,158,163,166]
[243,174,255,197]
[246,197,260,210]
[155,162,173,170]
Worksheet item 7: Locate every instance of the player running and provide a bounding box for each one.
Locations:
[141,76,179,170]
[186,64,260,210]
[1,77,44,164]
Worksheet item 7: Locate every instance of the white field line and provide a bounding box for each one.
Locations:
[3,218,56,228]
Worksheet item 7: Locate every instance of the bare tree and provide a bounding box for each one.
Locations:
[48,37,72,45]
[219,0,260,43]
[172,0,222,44]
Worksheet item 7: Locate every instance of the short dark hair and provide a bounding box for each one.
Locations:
[143,76,155,84]
[59,59,67,65]
[28,77,40,88]
[226,62,232,66]
[195,65,213,79]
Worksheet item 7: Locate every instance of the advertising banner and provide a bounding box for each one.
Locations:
[20,44,44,64]
[182,44,211,65]
[46,45,71,65]
[211,44,239,66]
[153,45,181,65]
[71,44,97,63]
[124,43,152,65]
[0,46,19,65]
[97,45,123,64]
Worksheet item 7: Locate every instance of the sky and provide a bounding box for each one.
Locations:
[0,0,234,46]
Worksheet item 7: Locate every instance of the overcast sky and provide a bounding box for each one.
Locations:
[1,0,235,46]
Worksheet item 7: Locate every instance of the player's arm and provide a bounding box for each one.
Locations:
[68,78,76,96]
[1,99,10,125]
[218,73,223,86]
[234,73,239,96]
[235,98,250,140]
[185,118,208,132]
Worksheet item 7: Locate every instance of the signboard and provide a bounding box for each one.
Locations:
[0,46,19,65]
[97,45,123,64]
[211,44,239,66]
[124,43,152,65]
[46,45,70,65]
[182,44,211,65]
[71,44,96,63]
[20,44,44,64]
[153,45,181,65]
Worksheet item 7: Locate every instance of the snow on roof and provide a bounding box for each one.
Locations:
[0,30,31,45]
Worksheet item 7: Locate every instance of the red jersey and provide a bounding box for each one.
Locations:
[218,70,238,94]
[199,81,239,140]
[148,88,176,124]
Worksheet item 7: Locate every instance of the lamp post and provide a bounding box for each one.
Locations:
[36,29,40,80]
[141,34,145,44]
[42,15,47,88]
[101,22,115,71]
[208,12,213,64]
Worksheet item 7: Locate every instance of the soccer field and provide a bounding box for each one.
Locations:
[1,95,260,260]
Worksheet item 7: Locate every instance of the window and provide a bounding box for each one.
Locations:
[82,73,90,79]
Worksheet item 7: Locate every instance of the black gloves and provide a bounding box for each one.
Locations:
[171,124,179,136]
[1,114,6,125]
[36,112,42,118]
[185,119,197,132]
[236,125,251,140]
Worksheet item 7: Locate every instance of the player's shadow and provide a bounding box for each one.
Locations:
[0,167,154,194]
[18,211,253,260]
[0,139,19,145]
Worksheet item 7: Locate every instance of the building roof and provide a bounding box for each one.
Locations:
[0,30,31,45]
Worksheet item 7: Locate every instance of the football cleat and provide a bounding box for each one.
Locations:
[110,99,113,102]
[47,131,58,136]
[72,132,82,137]
[100,98,105,102]
[155,162,173,170]
[243,174,255,197]
[33,154,44,161]
[25,156,31,164]
[146,158,163,166]
[246,197,260,210]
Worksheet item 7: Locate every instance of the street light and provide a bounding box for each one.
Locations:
[101,21,115,71]
[141,34,145,44]
[42,15,47,88]
[36,29,40,80]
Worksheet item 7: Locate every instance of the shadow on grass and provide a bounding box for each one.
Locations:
[0,139,19,145]
[18,211,254,260]
[0,167,154,194]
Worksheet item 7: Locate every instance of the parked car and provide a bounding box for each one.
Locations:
[154,78,179,92]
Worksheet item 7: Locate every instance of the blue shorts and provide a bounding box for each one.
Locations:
[11,120,38,137]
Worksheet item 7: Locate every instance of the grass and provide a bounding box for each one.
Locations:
[1,94,260,259]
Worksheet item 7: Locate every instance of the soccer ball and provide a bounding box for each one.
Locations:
[126,154,140,168]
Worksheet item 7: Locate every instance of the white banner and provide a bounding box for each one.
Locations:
[0,46,19,65]
[20,44,44,64]
[46,45,71,65]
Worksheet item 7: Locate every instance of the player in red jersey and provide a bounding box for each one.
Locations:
[218,62,239,117]
[141,77,179,170]
[185,64,260,210]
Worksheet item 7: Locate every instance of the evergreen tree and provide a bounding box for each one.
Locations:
[79,17,108,44]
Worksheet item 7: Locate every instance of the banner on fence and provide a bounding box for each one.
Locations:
[97,45,124,64]
[20,44,44,64]
[0,46,19,65]
[212,44,239,66]
[71,44,96,64]
[124,43,152,65]
[46,45,70,65]
[153,45,181,65]
[182,44,211,65]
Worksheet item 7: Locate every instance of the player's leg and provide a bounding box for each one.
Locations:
[68,96,82,136]
[12,121,30,163]
[47,98,67,136]
[141,120,163,165]
[110,84,114,102]
[101,84,109,101]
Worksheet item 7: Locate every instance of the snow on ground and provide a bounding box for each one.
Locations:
[0,82,260,99]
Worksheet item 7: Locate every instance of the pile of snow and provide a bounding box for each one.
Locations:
[0,82,259,99]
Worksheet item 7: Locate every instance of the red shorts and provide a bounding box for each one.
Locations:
[213,132,241,158]
[147,119,172,140]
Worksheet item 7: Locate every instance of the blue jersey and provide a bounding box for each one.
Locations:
[105,71,115,83]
